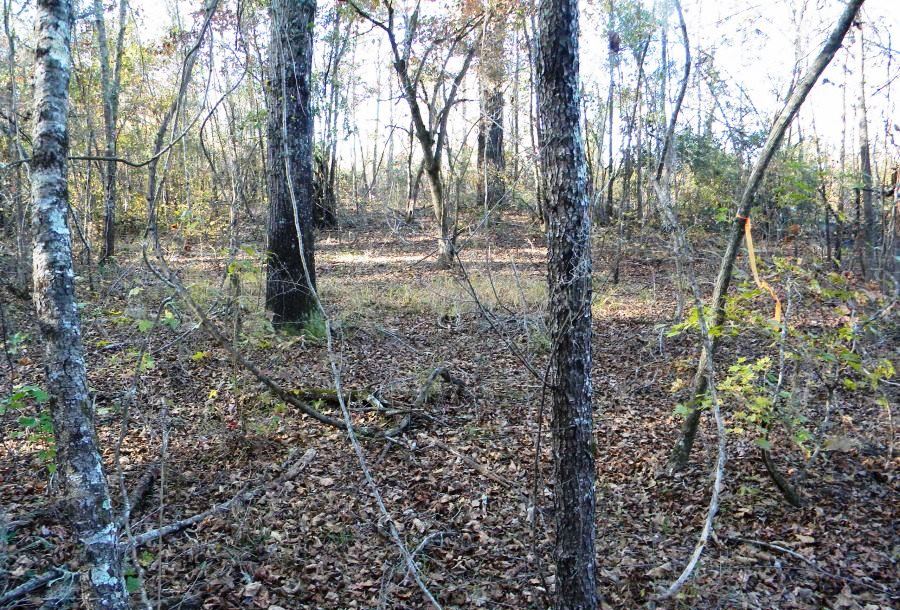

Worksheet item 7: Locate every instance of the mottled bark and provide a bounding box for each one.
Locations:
[669,0,864,471]
[30,0,129,607]
[266,0,317,326]
[477,8,505,212]
[537,1,598,608]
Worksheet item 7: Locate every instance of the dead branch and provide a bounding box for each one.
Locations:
[729,537,893,595]
[0,568,74,607]
[119,463,161,526]
[419,433,527,499]
[650,0,729,599]
[126,447,316,549]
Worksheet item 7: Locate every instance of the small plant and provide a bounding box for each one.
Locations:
[302,311,328,342]
[1,385,57,473]
[5,331,29,356]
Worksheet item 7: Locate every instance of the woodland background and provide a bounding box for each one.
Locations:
[0,0,897,608]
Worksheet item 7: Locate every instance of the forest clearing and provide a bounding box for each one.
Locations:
[0,0,897,608]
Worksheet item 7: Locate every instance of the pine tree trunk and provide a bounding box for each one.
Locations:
[537,1,598,608]
[266,0,318,326]
[31,0,129,606]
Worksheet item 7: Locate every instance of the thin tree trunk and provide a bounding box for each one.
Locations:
[537,1,597,608]
[478,5,505,213]
[857,23,875,275]
[96,0,127,260]
[669,0,865,471]
[605,2,617,224]
[4,0,26,287]
[31,0,129,606]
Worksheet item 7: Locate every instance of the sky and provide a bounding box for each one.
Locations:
[133,0,899,168]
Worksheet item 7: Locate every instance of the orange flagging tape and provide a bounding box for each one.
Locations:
[739,216,782,323]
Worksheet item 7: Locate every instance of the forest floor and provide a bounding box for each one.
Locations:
[1,216,897,609]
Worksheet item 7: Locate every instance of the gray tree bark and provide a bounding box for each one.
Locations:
[537,1,598,608]
[669,0,865,471]
[266,0,318,326]
[30,0,129,606]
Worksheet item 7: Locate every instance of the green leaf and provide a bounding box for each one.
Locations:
[128,287,144,299]
[673,403,692,417]
[136,319,154,333]
[138,354,155,372]
[161,310,180,330]
[754,438,772,451]
[125,576,142,593]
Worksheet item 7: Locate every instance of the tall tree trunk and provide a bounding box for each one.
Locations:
[669,0,865,472]
[4,0,26,288]
[836,50,849,266]
[524,17,548,228]
[31,0,129,606]
[96,0,127,260]
[604,2,617,225]
[477,6,505,213]
[537,1,598,608]
[857,22,875,275]
[266,0,318,326]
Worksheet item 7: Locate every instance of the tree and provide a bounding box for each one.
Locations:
[668,0,865,472]
[266,0,318,326]
[477,2,506,213]
[537,0,598,608]
[856,21,875,276]
[315,3,351,228]
[348,0,480,268]
[30,0,129,606]
[95,0,127,261]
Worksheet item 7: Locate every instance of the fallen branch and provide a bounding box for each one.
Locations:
[126,447,316,550]
[729,537,893,595]
[419,433,527,498]
[0,568,75,607]
[118,463,161,527]
[142,249,393,436]
[379,531,455,610]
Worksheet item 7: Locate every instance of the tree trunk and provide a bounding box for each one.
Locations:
[537,1,598,608]
[31,0,129,606]
[669,0,864,472]
[604,2,616,225]
[266,0,318,326]
[857,23,875,275]
[96,0,127,261]
[477,8,505,213]
[4,0,27,288]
